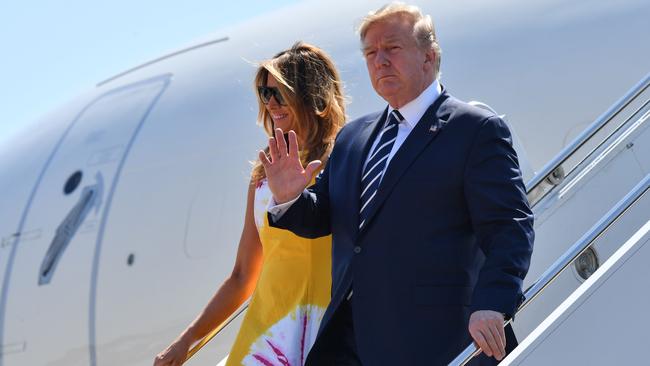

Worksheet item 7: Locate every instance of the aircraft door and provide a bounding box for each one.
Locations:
[2,75,170,365]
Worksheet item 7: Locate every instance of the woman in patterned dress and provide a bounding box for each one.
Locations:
[154,42,346,366]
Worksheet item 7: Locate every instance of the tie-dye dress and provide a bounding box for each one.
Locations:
[225,178,332,366]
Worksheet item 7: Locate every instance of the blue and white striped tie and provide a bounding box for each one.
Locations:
[359,110,403,229]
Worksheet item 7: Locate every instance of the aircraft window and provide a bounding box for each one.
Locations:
[127,253,135,266]
[64,171,83,195]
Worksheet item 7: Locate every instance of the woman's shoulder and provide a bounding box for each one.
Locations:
[251,178,271,229]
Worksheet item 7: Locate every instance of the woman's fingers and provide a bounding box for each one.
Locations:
[259,150,271,167]
[288,130,299,159]
[268,136,279,162]
[274,128,288,158]
[305,160,322,178]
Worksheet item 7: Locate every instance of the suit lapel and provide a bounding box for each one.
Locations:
[345,109,389,237]
[358,93,450,236]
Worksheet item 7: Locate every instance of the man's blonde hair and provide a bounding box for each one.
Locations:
[358,2,441,78]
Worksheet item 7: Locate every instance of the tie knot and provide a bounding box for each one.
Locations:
[389,110,403,126]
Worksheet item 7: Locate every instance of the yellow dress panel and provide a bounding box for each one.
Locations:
[226,179,331,366]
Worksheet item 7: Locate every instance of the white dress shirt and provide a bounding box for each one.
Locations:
[269,79,442,217]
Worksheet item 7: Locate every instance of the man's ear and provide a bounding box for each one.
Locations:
[423,49,435,70]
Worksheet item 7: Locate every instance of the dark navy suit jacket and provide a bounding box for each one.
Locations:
[270,90,534,365]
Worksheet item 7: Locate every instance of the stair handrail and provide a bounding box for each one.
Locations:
[526,73,649,199]
[449,173,650,366]
[184,298,250,362]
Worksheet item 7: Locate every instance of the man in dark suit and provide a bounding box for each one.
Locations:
[258,3,534,365]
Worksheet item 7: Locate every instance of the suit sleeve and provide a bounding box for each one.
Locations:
[266,155,333,239]
[464,116,534,317]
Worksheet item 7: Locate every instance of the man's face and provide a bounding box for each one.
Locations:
[362,15,435,108]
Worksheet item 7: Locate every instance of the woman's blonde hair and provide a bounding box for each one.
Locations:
[251,42,346,183]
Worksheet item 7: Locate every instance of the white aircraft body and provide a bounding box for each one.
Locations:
[0,0,648,365]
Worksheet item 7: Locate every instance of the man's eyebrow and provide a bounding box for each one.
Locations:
[382,35,402,43]
[363,34,403,48]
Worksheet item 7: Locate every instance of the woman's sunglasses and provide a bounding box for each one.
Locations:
[257,86,287,106]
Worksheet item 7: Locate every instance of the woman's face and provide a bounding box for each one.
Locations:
[262,74,295,132]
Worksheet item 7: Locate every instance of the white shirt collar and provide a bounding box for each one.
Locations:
[387,78,442,128]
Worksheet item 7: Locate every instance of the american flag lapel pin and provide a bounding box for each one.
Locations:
[429,124,438,133]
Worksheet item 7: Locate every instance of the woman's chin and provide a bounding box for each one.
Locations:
[273,121,291,131]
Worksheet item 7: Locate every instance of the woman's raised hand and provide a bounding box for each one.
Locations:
[259,129,322,204]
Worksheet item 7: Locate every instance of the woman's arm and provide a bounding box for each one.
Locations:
[154,180,264,366]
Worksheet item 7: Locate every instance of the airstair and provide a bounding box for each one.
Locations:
[452,73,650,364]
[502,218,650,365]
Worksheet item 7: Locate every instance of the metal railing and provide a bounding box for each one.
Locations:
[526,73,650,205]
[184,298,250,362]
[449,174,650,365]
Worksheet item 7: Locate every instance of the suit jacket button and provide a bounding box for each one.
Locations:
[354,246,362,254]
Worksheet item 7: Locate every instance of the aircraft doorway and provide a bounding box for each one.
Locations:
[1,75,170,365]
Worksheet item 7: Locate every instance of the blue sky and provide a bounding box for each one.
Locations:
[0,0,300,147]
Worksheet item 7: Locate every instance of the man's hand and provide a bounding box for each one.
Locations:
[259,128,322,204]
[468,310,506,361]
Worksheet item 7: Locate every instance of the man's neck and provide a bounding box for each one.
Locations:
[387,76,436,109]
[387,79,442,128]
